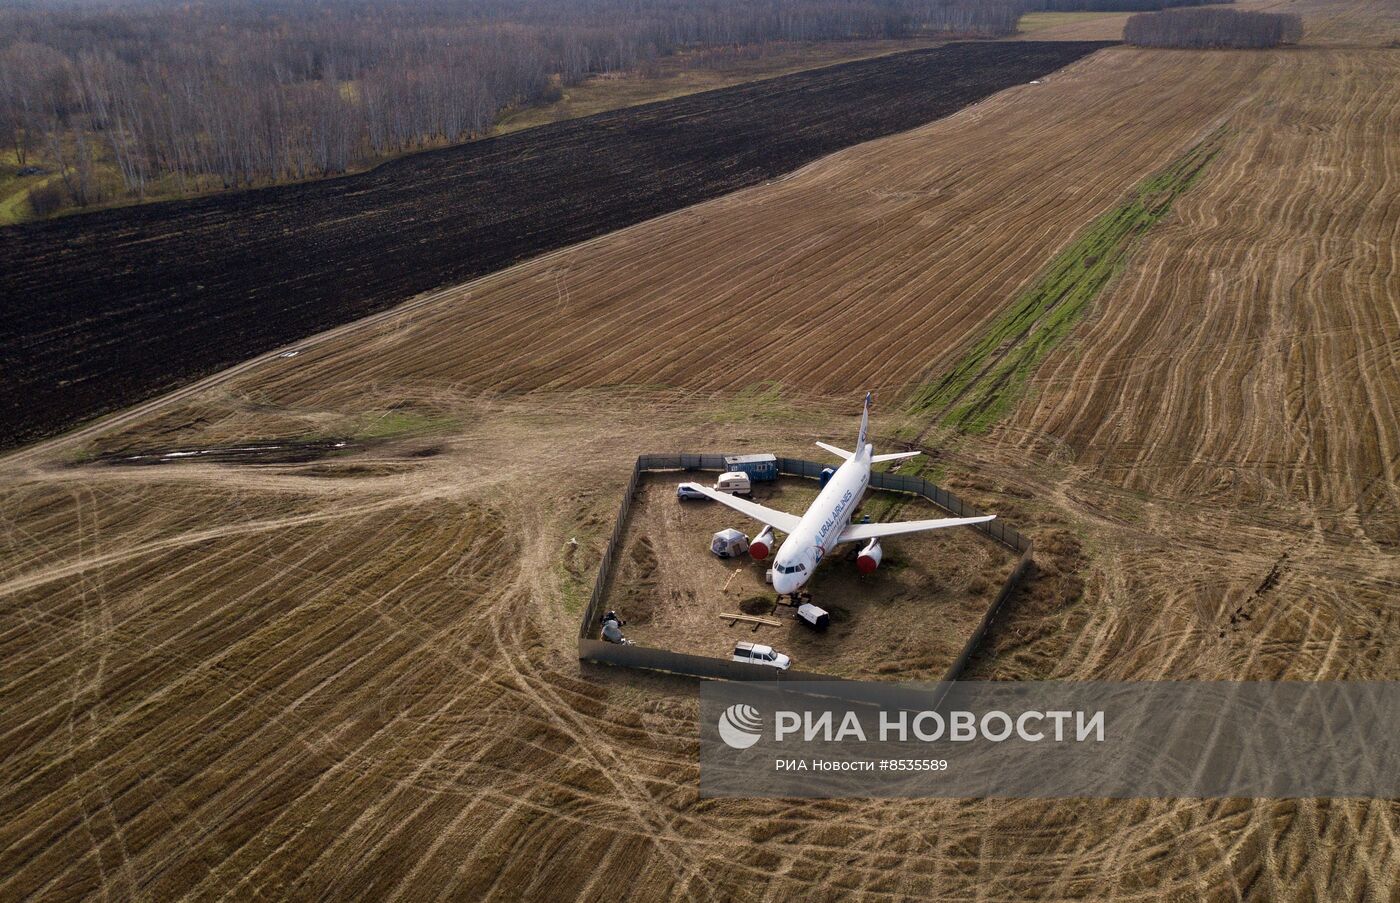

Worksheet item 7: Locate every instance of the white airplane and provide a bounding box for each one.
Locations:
[679,393,994,596]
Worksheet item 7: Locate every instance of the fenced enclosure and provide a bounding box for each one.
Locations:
[579,454,1033,684]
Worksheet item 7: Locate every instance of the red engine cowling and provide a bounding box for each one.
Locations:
[750,526,775,560]
[856,538,883,574]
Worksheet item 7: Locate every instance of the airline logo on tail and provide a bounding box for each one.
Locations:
[855,391,872,457]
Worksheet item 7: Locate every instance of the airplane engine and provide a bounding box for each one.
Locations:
[856,538,883,574]
[750,526,775,560]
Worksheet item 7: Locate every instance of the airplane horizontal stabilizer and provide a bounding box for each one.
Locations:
[870,451,921,463]
[678,483,802,534]
[815,441,853,461]
[837,514,994,544]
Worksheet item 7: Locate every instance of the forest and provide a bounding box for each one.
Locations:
[1124,7,1302,47]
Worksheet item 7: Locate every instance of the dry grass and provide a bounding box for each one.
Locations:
[3,2,1399,898]
[1015,10,1132,41]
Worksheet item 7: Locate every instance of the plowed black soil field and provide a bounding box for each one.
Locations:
[0,41,1110,448]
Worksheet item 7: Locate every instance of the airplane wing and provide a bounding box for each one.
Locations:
[837,515,994,544]
[678,483,802,534]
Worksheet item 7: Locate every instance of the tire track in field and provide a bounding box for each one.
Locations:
[1005,48,1400,539]
[0,495,515,896]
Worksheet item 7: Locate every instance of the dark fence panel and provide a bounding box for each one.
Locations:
[580,453,1034,684]
[940,544,1034,681]
[580,639,840,682]
[578,460,642,641]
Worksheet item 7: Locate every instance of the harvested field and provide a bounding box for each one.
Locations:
[4,1,1400,898]
[982,44,1400,689]
[0,41,1110,449]
[1004,46,1400,539]
[906,127,1230,435]
[1014,0,1400,43]
[150,46,1267,437]
[606,474,1012,679]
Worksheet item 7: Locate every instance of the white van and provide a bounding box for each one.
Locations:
[713,471,752,497]
[733,641,791,670]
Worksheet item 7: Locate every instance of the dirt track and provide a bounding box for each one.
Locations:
[2,2,1399,898]
[0,40,1109,449]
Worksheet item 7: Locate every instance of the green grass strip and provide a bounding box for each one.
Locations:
[906,128,1226,434]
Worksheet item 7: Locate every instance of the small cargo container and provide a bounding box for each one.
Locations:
[723,453,778,482]
[795,603,830,631]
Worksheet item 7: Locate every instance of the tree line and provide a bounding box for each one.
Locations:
[1124,7,1303,48]
[0,0,1023,214]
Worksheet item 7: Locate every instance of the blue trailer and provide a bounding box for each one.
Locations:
[723,453,778,482]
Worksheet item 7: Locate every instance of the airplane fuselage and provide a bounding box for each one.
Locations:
[770,448,870,595]
[678,392,992,597]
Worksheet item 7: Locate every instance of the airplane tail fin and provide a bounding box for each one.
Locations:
[855,391,872,456]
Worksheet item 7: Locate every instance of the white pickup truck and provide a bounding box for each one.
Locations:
[733,641,790,670]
